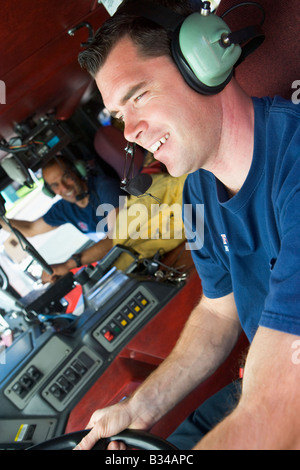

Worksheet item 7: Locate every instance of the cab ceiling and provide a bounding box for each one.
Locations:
[0,0,108,158]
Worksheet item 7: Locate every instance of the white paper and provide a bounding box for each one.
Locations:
[100,0,123,16]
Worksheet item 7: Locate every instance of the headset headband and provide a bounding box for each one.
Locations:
[118,0,265,95]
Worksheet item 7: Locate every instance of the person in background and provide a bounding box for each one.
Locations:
[1,156,124,280]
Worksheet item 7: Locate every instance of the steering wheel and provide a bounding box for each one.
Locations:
[27,429,178,450]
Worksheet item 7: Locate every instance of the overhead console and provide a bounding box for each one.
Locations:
[0,87,122,191]
[0,115,80,187]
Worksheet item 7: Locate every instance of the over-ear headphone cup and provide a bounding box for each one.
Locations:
[171,12,242,96]
[42,181,56,198]
[171,26,233,95]
[73,160,87,179]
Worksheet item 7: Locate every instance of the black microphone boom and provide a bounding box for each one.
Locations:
[121,141,154,197]
[121,173,152,196]
[76,191,89,201]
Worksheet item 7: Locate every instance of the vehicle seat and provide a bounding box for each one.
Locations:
[216,0,300,99]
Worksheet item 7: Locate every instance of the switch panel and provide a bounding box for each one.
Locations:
[4,336,73,410]
[92,286,158,352]
[41,346,103,412]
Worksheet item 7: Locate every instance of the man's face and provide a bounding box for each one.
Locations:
[96,36,222,177]
[43,162,85,204]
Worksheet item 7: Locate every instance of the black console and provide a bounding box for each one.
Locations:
[0,267,184,449]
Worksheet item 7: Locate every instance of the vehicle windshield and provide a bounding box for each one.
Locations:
[0,175,89,348]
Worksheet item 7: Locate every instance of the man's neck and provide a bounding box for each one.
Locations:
[75,195,89,208]
[209,80,255,196]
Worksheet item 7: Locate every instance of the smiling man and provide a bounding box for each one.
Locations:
[75,0,300,451]
[3,156,124,279]
[96,41,215,178]
[42,158,88,206]
[40,157,122,239]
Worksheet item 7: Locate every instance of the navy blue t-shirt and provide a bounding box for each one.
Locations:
[43,173,124,239]
[183,96,300,343]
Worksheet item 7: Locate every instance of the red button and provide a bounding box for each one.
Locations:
[104,331,114,342]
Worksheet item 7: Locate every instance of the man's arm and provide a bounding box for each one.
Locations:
[194,326,300,450]
[41,208,118,283]
[1,217,57,238]
[75,292,242,450]
[41,236,114,283]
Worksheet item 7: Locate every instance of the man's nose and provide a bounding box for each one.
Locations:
[58,180,71,194]
[123,113,147,144]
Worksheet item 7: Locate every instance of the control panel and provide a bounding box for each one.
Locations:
[4,336,74,410]
[41,347,103,412]
[0,274,183,448]
[15,117,71,171]
[92,285,157,352]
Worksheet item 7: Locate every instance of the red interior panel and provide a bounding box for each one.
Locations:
[0,1,108,147]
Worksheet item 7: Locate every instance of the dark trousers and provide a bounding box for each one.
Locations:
[167,381,242,450]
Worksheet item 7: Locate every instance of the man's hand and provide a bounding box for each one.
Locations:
[74,401,138,450]
[41,262,71,283]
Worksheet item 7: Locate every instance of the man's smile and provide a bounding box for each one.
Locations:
[149,133,170,154]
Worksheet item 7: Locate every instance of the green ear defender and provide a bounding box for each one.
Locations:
[73,160,87,179]
[172,8,242,94]
[123,1,265,95]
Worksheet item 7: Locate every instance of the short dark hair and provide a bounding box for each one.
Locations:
[42,156,77,177]
[78,0,193,77]
[42,156,64,172]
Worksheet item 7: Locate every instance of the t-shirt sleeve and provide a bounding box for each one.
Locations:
[93,174,125,209]
[183,175,233,299]
[190,250,233,299]
[259,186,300,336]
[43,200,67,227]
